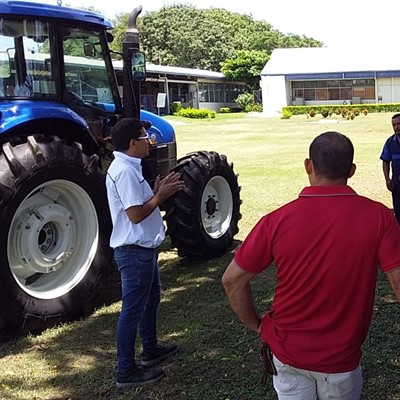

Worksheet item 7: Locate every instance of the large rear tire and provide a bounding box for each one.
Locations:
[0,135,112,339]
[164,151,241,260]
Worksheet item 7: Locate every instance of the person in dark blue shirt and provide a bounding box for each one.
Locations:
[381,113,400,223]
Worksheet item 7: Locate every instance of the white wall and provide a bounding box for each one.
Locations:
[377,77,400,103]
[260,75,287,117]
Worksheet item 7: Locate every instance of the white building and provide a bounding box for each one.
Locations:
[113,61,246,114]
[260,47,400,117]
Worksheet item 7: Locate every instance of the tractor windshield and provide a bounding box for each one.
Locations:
[0,18,117,112]
[0,18,57,98]
[62,24,114,107]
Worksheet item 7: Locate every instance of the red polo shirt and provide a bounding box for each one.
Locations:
[235,185,400,373]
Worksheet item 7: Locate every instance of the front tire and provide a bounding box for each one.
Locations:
[164,151,241,259]
[0,135,112,339]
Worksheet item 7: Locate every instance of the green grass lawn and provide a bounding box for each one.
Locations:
[0,112,399,400]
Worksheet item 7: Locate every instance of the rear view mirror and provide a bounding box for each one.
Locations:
[106,32,114,43]
[132,51,146,81]
[83,42,96,57]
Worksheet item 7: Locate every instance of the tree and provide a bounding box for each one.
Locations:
[109,5,322,73]
[39,5,104,56]
[138,5,238,70]
[109,12,129,58]
[221,50,270,90]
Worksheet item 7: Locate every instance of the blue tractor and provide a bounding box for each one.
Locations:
[0,1,241,339]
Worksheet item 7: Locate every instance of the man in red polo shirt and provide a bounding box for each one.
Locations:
[222,131,400,400]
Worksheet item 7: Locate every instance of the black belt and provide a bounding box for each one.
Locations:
[119,244,150,250]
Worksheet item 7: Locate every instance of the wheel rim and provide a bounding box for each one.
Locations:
[8,179,99,299]
[200,176,233,238]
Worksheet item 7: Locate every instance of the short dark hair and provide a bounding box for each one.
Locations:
[111,118,144,151]
[392,113,400,121]
[309,131,354,180]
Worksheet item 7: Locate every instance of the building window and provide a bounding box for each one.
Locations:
[353,79,375,100]
[304,81,317,88]
[340,87,352,100]
[169,82,189,103]
[225,83,245,102]
[199,82,245,103]
[293,88,304,99]
[328,88,340,100]
[291,79,376,102]
[364,86,375,99]
[215,84,223,102]
[316,88,327,100]
[314,80,338,101]
[304,89,315,101]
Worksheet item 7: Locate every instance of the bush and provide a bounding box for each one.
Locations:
[321,107,329,118]
[281,109,292,119]
[169,101,182,115]
[219,107,230,113]
[176,108,215,119]
[236,93,254,111]
[251,103,263,112]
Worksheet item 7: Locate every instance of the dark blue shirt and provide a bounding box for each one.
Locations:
[380,134,400,186]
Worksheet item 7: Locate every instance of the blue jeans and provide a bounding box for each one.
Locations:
[113,246,161,375]
[392,185,400,224]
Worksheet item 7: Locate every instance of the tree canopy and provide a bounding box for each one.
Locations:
[109,5,322,89]
[220,50,270,90]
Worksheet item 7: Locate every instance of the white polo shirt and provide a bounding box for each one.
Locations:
[105,151,165,249]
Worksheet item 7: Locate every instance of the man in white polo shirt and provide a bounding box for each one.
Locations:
[105,118,184,389]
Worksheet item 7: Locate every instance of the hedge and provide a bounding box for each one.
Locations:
[282,103,400,116]
[176,107,216,119]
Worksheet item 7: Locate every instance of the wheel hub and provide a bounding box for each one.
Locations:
[14,203,75,276]
[7,171,99,299]
[38,222,57,253]
[201,176,233,238]
[205,196,217,216]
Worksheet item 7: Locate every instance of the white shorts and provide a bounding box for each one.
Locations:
[272,355,363,400]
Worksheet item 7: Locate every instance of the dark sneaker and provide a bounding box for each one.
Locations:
[116,366,165,389]
[141,343,179,367]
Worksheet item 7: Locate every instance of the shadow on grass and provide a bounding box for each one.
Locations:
[0,239,273,400]
[0,243,399,400]
[360,271,400,400]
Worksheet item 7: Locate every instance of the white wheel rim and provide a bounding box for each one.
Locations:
[7,180,99,299]
[200,176,233,238]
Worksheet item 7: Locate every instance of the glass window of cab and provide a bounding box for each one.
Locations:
[0,19,56,98]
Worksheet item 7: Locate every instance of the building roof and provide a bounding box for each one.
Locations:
[261,47,400,79]
[112,60,224,80]
[146,63,224,79]
[0,1,112,28]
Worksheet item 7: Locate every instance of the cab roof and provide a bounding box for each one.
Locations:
[0,1,113,28]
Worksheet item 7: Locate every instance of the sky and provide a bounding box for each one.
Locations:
[28,0,399,50]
